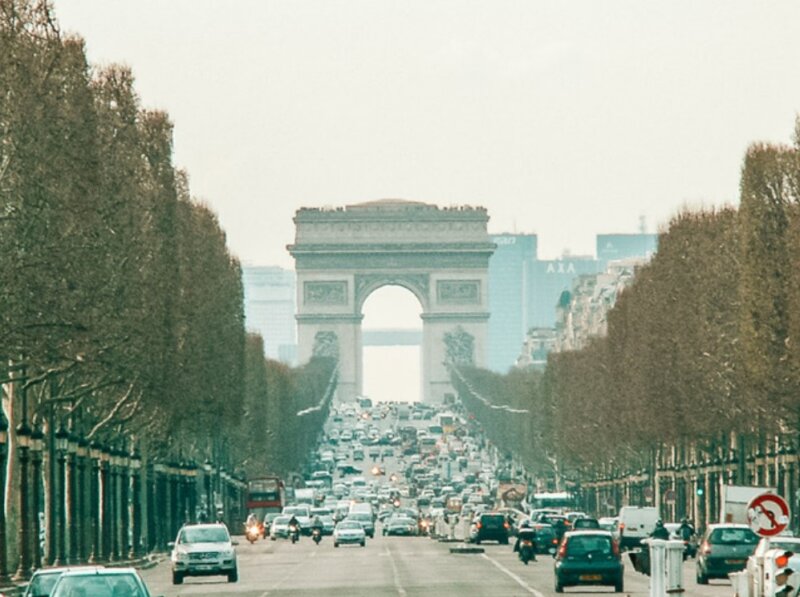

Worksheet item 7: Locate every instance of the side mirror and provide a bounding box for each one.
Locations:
[167,541,175,549]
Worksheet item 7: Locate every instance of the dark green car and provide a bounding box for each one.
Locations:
[695,524,759,584]
[554,530,624,593]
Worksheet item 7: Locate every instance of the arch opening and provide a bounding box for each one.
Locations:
[361,285,422,403]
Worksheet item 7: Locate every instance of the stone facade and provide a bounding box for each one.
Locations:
[288,199,495,403]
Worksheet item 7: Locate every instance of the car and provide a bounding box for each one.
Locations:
[572,517,600,530]
[554,530,624,593]
[50,567,156,597]
[384,515,418,536]
[25,566,105,597]
[347,512,375,538]
[269,515,291,539]
[531,523,559,554]
[170,523,238,584]
[334,520,367,547]
[598,516,620,541]
[470,513,510,544]
[262,512,282,537]
[696,523,759,584]
[320,514,336,535]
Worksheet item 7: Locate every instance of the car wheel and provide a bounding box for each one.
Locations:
[555,580,563,593]
[615,579,624,592]
[361,541,366,547]
[475,539,481,545]
[696,568,708,585]
[334,542,339,548]
[501,537,509,545]
[227,569,238,583]
[172,572,184,585]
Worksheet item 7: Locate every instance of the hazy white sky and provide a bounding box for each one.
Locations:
[53,1,800,269]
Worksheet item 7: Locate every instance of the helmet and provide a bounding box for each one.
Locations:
[521,519,532,528]
[656,519,663,526]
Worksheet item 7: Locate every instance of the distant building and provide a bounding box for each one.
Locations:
[516,327,557,369]
[528,257,603,329]
[596,234,658,268]
[554,257,646,352]
[487,234,538,372]
[241,266,297,364]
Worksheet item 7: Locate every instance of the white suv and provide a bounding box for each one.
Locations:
[170,523,238,584]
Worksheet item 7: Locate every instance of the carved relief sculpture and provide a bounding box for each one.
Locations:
[437,280,480,305]
[304,281,348,305]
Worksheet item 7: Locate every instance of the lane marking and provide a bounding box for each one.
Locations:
[481,553,544,597]
[259,548,317,596]
[384,546,408,597]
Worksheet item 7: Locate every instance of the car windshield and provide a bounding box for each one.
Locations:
[710,528,759,545]
[339,522,362,530]
[284,507,308,516]
[273,516,291,525]
[52,574,144,597]
[350,513,370,521]
[28,571,62,595]
[566,535,613,555]
[771,539,800,551]
[179,527,229,543]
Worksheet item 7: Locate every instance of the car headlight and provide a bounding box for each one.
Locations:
[173,550,189,563]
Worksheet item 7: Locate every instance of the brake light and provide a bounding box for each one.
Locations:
[612,540,620,557]
[476,522,482,529]
[552,538,558,544]
[557,540,567,558]
[619,522,625,535]
[503,521,510,529]
[701,541,711,555]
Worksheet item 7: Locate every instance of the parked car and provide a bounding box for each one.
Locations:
[170,522,238,584]
[50,567,158,597]
[333,520,367,547]
[469,512,510,544]
[554,530,624,593]
[696,523,759,584]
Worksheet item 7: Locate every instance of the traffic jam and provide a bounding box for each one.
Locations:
[237,398,798,596]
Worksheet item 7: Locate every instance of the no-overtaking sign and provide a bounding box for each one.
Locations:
[747,493,790,537]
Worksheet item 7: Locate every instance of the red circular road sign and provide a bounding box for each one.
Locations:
[747,493,791,537]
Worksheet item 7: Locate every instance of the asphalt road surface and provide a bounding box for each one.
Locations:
[141,532,736,597]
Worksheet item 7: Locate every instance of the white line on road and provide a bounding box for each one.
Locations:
[481,553,545,597]
[259,549,317,597]
[384,546,408,597]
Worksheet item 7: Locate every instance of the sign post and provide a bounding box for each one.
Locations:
[747,493,790,537]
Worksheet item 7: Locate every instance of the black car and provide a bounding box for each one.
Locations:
[532,523,559,554]
[554,530,623,593]
[470,513,510,544]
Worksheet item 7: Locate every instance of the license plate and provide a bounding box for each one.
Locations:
[725,559,745,565]
[580,574,602,581]
[196,564,214,570]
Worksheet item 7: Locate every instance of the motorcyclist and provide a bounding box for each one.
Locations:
[246,512,259,528]
[311,515,324,534]
[678,518,694,541]
[650,519,670,540]
[513,519,537,559]
[288,514,301,538]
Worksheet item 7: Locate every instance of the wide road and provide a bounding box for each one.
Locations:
[141,532,735,596]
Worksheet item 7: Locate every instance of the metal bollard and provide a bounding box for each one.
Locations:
[665,540,685,594]
[649,539,667,597]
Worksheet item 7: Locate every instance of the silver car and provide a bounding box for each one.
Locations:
[170,523,238,584]
[333,520,366,547]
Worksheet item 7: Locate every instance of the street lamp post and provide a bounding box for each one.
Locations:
[87,442,101,563]
[100,446,111,562]
[12,407,32,581]
[0,411,10,583]
[129,448,142,558]
[119,445,130,559]
[66,430,78,564]
[54,423,68,565]
[29,423,45,573]
[76,436,89,563]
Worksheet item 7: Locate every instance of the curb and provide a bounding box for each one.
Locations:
[437,538,461,543]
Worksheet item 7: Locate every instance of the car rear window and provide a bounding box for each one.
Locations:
[566,535,613,555]
[709,528,758,545]
[481,515,505,527]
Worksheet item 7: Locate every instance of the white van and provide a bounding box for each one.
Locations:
[618,506,659,549]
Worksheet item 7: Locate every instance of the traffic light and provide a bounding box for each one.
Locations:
[774,550,794,596]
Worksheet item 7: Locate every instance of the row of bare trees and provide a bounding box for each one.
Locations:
[0,0,332,571]
[455,119,800,496]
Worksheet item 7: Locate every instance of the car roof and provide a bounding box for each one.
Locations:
[180,522,227,529]
[564,530,615,537]
[706,523,752,530]
[59,567,140,577]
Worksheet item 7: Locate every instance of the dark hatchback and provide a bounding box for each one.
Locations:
[471,513,510,544]
[532,523,559,554]
[554,530,624,593]
[696,524,759,584]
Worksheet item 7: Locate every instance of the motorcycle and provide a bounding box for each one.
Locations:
[519,538,536,565]
[312,527,322,545]
[289,523,300,544]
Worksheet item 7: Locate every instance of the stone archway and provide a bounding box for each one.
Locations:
[288,199,495,403]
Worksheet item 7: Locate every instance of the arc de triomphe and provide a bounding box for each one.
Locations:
[287,199,495,403]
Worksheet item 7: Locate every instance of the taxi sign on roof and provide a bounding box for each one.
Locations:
[747,493,790,537]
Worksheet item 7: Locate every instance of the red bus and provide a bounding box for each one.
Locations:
[246,476,285,517]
